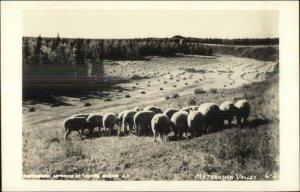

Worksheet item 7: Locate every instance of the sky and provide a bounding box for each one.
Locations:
[23,10,279,39]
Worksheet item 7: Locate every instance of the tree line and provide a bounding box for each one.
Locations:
[23,35,278,66]
[23,35,214,66]
[172,35,279,45]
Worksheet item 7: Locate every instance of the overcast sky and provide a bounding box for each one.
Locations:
[23,10,278,39]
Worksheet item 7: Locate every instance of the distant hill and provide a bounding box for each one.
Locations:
[172,35,185,39]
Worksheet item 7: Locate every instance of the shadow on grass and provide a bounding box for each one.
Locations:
[245,118,270,128]
[222,118,270,131]
[167,136,189,142]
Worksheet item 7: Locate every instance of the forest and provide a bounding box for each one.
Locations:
[23,35,214,66]
[22,35,279,66]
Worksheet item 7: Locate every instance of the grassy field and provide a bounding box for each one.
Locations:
[22,62,279,180]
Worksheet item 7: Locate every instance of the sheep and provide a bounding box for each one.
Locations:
[163,108,179,119]
[117,110,126,127]
[151,114,173,142]
[143,106,163,114]
[87,114,103,133]
[234,100,251,126]
[64,117,91,140]
[102,113,118,135]
[121,110,137,135]
[187,111,204,137]
[219,101,238,126]
[198,103,223,133]
[171,111,189,138]
[134,111,155,136]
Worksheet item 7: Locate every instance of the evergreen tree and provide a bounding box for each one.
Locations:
[32,35,42,65]
[74,38,85,65]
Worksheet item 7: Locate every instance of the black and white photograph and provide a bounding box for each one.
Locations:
[1,1,299,191]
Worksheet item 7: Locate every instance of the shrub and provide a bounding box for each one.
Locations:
[241,84,251,89]
[125,95,131,98]
[194,88,206,94]
[28,107,35,112]
[131,74,149,80]
[209,88,217,93]
[141,91,146,94]
[170,93,180,98]
[84,103,92,107]
[188,99,197,105]
[165,93,180,100]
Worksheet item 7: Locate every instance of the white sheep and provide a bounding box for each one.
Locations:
[171,111,189,138]
[134,111,155,136]
[121,110,138,135]
[219,101,238,126]
[87,114,103,133]
[64,117,91,140]
[163,108,179,119]
[143,106,163,114]
[234,99,251,126]
[151,114,172,142]
[187,111,204,137]
[117,110,125,126]
[198,103,222,133]
[102,113,118,135]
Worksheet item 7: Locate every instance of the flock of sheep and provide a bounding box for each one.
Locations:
[64,99,250,141]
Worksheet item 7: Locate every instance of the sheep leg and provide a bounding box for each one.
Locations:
[64,129,71,140]
[137,125,141,137]
[128,122,133,133]
[122,122,125,134]
[89,128,95,137]
[174,130,178,138]
[228,119,232,126]
[237,117,241,127]
[110,125,114,136]
[147,126,152,136]
[129,124,133,134]
[159,133,163,142]
[153,131,157,142]
[192,129,196,137]
[125,124,129,135]
[179,131,183,138]
[78,130,84,140]
[117,126,121,136]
